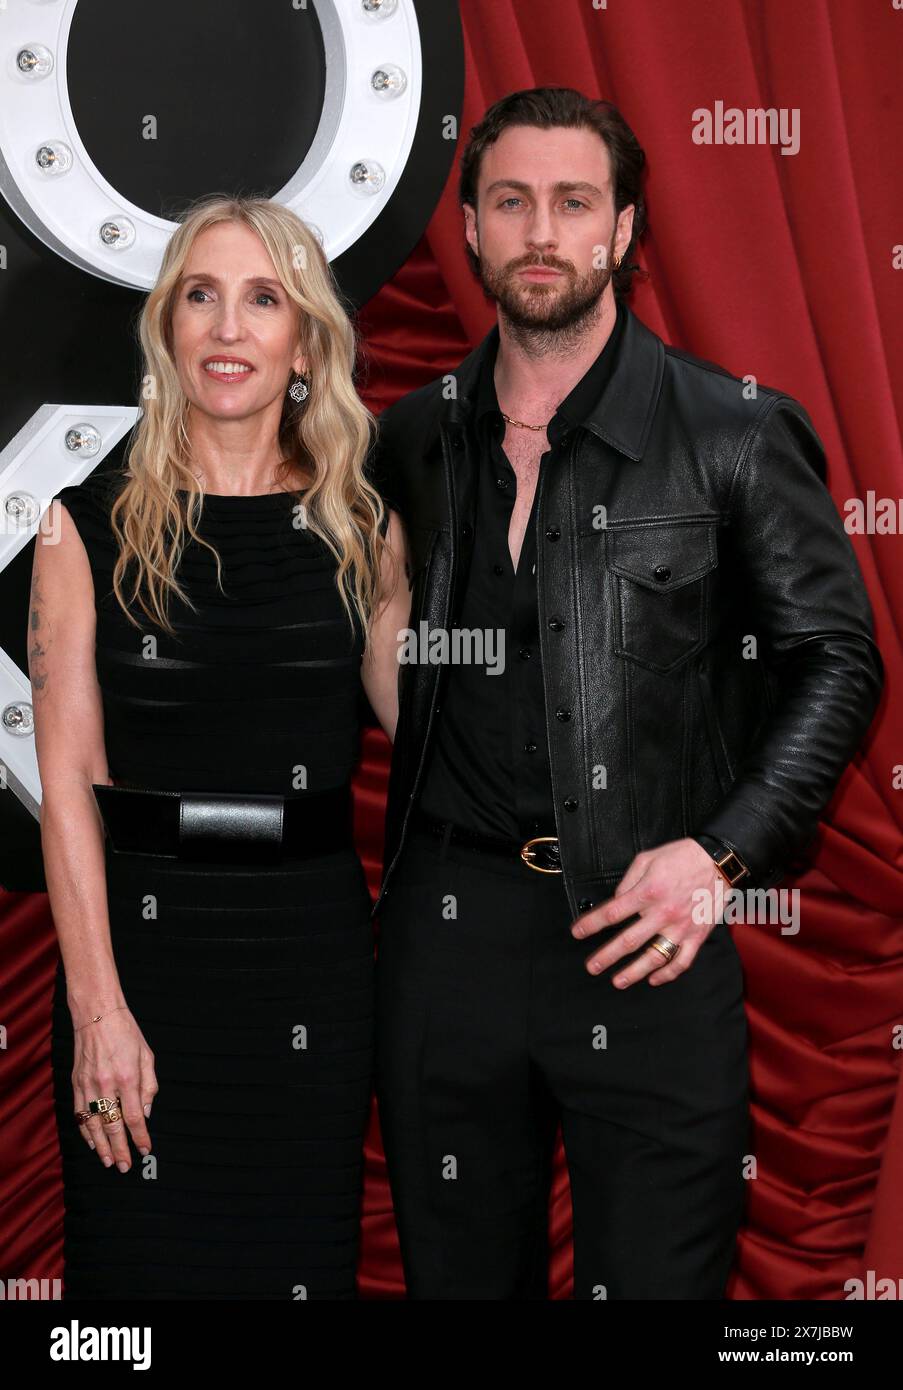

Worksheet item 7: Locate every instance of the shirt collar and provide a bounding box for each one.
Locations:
[474,297,627,447]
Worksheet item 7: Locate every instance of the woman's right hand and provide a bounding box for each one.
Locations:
[72,1007,158,1171]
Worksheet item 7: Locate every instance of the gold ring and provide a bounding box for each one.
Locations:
[650,934,680,963]
[88,1095,121,1115]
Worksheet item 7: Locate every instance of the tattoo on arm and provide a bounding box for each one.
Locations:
[28,569,50,695]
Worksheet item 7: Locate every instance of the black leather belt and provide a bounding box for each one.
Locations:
[91,783,354,864]
[410,810,563,874]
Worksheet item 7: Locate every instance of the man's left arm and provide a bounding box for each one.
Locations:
[573,394,884,983]
[691,394,884,888]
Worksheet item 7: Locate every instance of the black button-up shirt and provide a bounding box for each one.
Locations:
[418,299,627,840]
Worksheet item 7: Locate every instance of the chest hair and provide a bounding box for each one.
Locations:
[501,424,550,572]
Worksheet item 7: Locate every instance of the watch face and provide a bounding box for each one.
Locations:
[715,850,749,885]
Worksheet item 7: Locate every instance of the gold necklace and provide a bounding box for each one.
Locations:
[500,410,548,431]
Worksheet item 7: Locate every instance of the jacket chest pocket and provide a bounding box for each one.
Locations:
[608,521,718,673]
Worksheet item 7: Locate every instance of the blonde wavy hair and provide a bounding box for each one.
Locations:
[110,194,389,640]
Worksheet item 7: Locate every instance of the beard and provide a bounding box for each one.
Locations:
[475,241,615,350]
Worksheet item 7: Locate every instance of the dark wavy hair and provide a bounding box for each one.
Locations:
[458,86,648,298]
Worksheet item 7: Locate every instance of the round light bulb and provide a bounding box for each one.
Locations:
[16,45,54,79]
[35,142,73,175]
[4,492,40,527]
[2,703,35,738]
[99,218,136,250]
[64,424,101,457]
[349,160,386,196]
[371,64,407,98]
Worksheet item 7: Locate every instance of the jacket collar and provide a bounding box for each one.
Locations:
[442,301,665,462]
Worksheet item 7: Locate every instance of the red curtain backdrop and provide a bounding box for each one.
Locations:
[2,0,901,1300]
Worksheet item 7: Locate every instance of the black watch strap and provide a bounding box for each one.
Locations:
[692,835,752,887]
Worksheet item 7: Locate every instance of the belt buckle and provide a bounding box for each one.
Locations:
[178,791,285,863]
[520,835,563,874]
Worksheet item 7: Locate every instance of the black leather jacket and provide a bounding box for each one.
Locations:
[369,304,884,918]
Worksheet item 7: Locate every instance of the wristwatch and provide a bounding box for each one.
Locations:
[692,834,752,887]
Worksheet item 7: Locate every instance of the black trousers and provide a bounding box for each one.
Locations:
[375,828,750,1300]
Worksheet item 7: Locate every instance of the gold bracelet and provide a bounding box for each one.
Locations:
[74,1004,128,1032]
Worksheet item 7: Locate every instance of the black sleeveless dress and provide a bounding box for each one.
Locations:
[48,469,375,1299]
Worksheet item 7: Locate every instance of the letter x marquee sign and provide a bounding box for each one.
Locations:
[0,0,462,887]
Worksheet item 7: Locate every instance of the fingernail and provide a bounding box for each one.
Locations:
[88,1141,95,1150]
[139,1147,149,1156]
[143,1104,152,1117]
[117,1161,129,1173]
[102,1156,113,1167]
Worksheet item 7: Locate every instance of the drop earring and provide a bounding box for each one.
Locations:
[288,372,310,404]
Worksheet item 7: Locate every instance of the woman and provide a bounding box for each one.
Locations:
[30,195,409,1299]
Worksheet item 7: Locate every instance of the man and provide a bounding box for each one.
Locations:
[370,87,883,1300]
